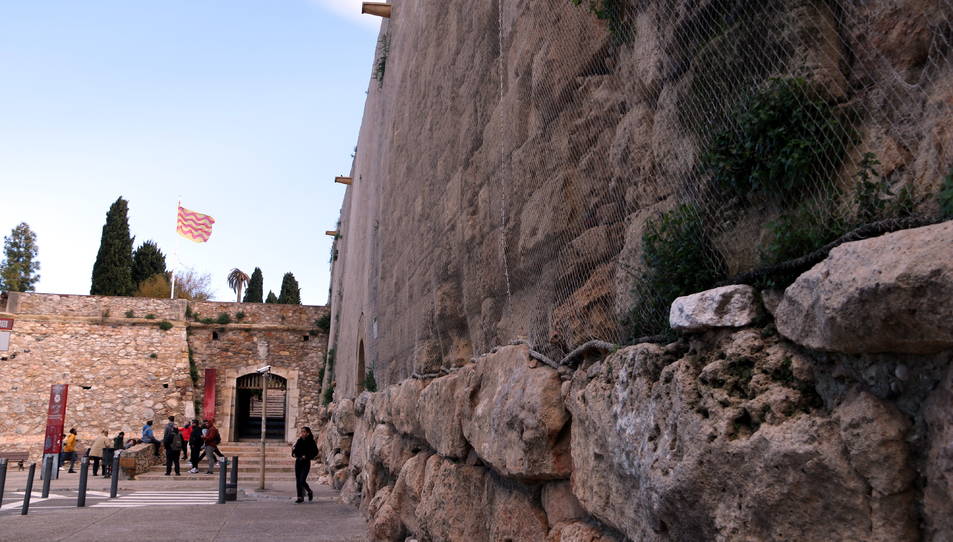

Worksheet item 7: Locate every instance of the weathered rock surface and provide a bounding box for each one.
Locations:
[460,344,571,480]
[418,368,470,459]
[566,333,919,542]
[547,521,622,542]
[923,358,953,540]
[416,454,550,542]
[777,221,953,354]
[669,285,760,332]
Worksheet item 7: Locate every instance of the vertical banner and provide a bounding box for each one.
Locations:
[43,384,69,455]
[203,368,216,422]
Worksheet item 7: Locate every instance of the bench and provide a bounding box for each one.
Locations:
[0,451,30,471]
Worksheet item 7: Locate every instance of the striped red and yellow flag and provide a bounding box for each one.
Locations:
[176,205,215,243]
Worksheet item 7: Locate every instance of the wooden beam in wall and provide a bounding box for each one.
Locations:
[325,230,339,237]
[335,176,353,185]
[361,2,391,18]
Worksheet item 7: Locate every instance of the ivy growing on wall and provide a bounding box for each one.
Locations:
[570,0,630,43]
[374,33,390,88]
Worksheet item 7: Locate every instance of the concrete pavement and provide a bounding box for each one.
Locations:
[0,466,368,541]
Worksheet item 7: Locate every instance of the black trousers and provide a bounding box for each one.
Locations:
[90,456,102,476]
[295,458,312,499]
[189,445,202,469]
[165,448,180,474]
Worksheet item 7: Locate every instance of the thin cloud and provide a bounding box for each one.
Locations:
[311,0,381,30]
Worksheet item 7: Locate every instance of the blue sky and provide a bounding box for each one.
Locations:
[0,0,378,305]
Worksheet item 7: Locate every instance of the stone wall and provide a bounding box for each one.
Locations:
[0,293,328,460]
[317,222,953,541]
[327,0,953,397]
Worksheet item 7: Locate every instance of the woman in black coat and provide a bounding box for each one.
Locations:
[291,426,319,503]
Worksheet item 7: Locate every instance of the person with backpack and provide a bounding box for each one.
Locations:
[203,419,222,474]
[163,426,183,476]
[291,427,318,504]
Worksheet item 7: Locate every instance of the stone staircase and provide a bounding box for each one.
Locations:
[137,441,296,481]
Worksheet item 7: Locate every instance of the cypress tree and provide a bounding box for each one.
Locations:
[265,290,278,304]
[0,222,41,292]
[243,267,264,303]
[132,240,167,286]
[90,197,136,296]
[277,272,301,305]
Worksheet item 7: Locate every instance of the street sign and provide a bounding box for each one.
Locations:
[0,318,13,330]
[43,384,69,455]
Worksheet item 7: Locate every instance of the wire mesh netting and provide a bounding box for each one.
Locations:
[328,0,953,389]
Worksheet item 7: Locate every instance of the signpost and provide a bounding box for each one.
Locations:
[0,318,12,352]
[42,384,69,480]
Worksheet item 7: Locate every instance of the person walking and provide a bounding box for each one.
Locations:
[291,427,318,504]
[203,420,222,475]
[88,430,109,476]
[62,428,79,473]
[163,426,183,476]
[188,420,204,473]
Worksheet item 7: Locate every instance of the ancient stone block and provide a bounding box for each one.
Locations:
[776,221,953,354]
[669,285,760,333]
[460,344,571,480]
[418,368,470,460]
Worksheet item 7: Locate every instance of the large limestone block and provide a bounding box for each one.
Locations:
[390,379,429,441]
[391,451,432,537]
[776,221,953,354]
[418,369,470,459]
[333,398,356,435]
[566,337,918,542]
[669,285,760,332]
[416,454,549,542]
[460,344,571,480]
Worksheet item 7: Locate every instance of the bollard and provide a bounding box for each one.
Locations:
[41,456,53,498]
[225,456,238,502]
[21,462,36,515]
[76,456,89,507]
[0,458,7,509]
[109,453,121,498]
[217,458,227,504]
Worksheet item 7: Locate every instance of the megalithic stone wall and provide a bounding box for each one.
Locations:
[316,222,953,541]
[326,0,953,400]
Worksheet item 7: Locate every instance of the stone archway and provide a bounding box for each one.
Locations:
[219,365,300,443]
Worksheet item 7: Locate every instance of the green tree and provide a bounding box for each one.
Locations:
[243,267,263,302]
[277,272,301,305]
[0,222,41,292]
[265,290,278,304]
[90,197,135,296]
[132,240,167,286]
[227,268,250,303]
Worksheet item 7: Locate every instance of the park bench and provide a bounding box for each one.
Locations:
[0,451,30,470]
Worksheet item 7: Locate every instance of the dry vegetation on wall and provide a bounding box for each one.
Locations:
[330,0,953,387]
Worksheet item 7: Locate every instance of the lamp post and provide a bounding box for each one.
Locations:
[258,365,271,491]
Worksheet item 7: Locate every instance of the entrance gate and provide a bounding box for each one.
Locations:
[234,373,287,440]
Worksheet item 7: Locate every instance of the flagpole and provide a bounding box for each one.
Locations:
[170,200,180,299]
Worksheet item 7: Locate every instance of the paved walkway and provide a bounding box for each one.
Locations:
[0,468,367,541]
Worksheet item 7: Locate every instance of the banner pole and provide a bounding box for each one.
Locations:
[171,200,180,299]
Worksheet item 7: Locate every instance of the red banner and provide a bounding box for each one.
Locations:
[203,368,216,422]
[43,384,69,455]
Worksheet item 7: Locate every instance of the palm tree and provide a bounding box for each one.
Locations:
[227,268,250,303]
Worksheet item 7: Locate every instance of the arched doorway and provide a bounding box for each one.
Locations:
[234,373,287,440]
[357,339,366,392]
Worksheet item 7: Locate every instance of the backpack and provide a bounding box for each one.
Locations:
[171,433,183,452]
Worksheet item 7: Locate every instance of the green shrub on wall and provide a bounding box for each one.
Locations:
[702,78,851,204]
[363,370,378,393]
[625,204,726,339]
[157,320,173,331]
[570,0,630,43]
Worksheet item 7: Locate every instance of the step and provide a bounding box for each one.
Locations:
[136,474,297,481]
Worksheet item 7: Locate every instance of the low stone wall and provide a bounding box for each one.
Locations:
[316,222,953,542]
[119,443,166,477]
